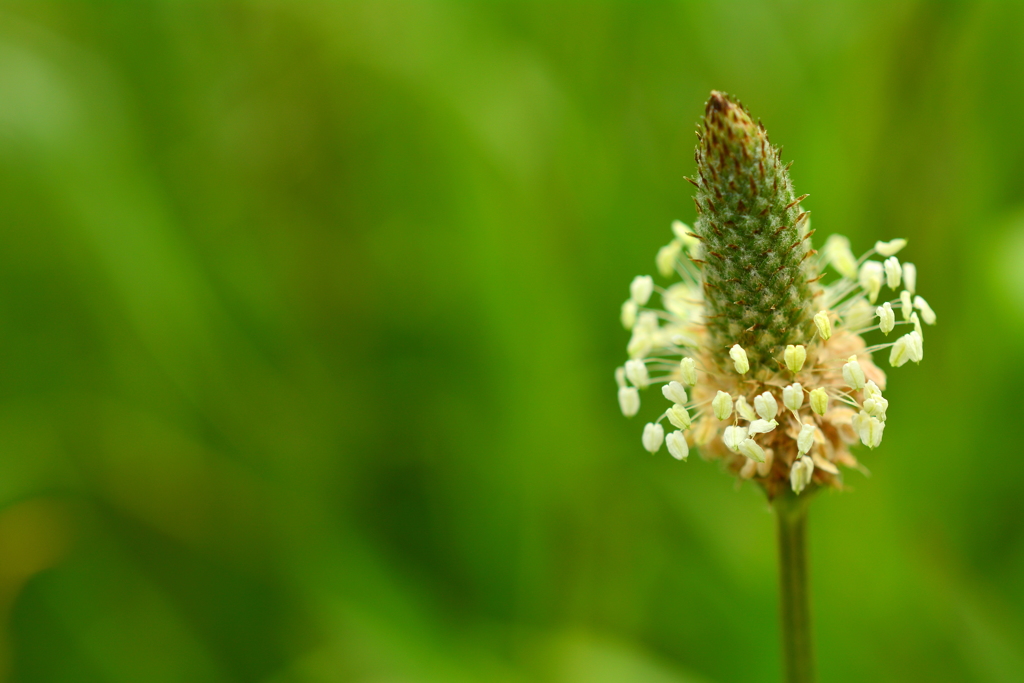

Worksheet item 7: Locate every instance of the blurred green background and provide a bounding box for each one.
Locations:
[0,1,1021,681]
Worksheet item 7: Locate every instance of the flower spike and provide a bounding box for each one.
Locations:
[615,91,934,495]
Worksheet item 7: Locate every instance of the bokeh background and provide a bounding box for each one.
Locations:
[0,1,1021,681]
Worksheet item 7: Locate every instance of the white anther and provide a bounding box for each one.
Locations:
[914,296,936,325]
[823,234,858,279]
[790,455,815,494]
[626,320,653,359]
[797,423,816,454]
[813,311,832,341]
[656,240,682,278]
[618,387,640,417]
[757,448,775,477]
[620,300,638,330]
[859,261,884,303]
[890,331,923,367]
[900,290,913,321]
[630,275,654,305]
[642,422,664,453]
[874,238,907,257]
[884,256,902,289]
[730,344,749,374]
[889,334,911,367]
[739,438,766,463]
[722,425,748,453]
[863,396,888,420]
[809,388,828,416]
[754,391,779,420]
[842,355,866,390]
[747,419,778,437]
[784,345,807,373]
[864,380,882,400]
[854,412,884,448]
[712,391,733,420]
[625,359,650,388]
[666,430,689,460]
[906,330,923,362]
[783,383,804,412]
[902,262,917,294]
[735,395,757,421]
[740,457,758,479]
[679,357,698,386]
[910,312,923,336]
[662,381,688,406]
[667,404,692,430]
[876,301,895,335]
[843,297,875,330]
[672,220,694,245]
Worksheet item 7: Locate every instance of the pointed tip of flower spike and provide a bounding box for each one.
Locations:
[784,345,807,373]
[729,344,749,374]
[642,422,664,453]
[843,355,866,390]
[809,387,828,416]
[618,386,640,417]
[712,391,733,420]
[630,275,654,305]
[666,430,689,460]
[813,311,832,340]
[875,238,907,257]
[624,359,650,388]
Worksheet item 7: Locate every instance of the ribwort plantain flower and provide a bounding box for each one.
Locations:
[615,91,935,498]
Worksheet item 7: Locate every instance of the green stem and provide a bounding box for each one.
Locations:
[773,490,816,683]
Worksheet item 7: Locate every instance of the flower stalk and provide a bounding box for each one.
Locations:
[614,90,937,682]
[774,489,816,683]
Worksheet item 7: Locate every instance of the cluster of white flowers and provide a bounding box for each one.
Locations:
[821,235,933,367]
[615,222,936,495]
